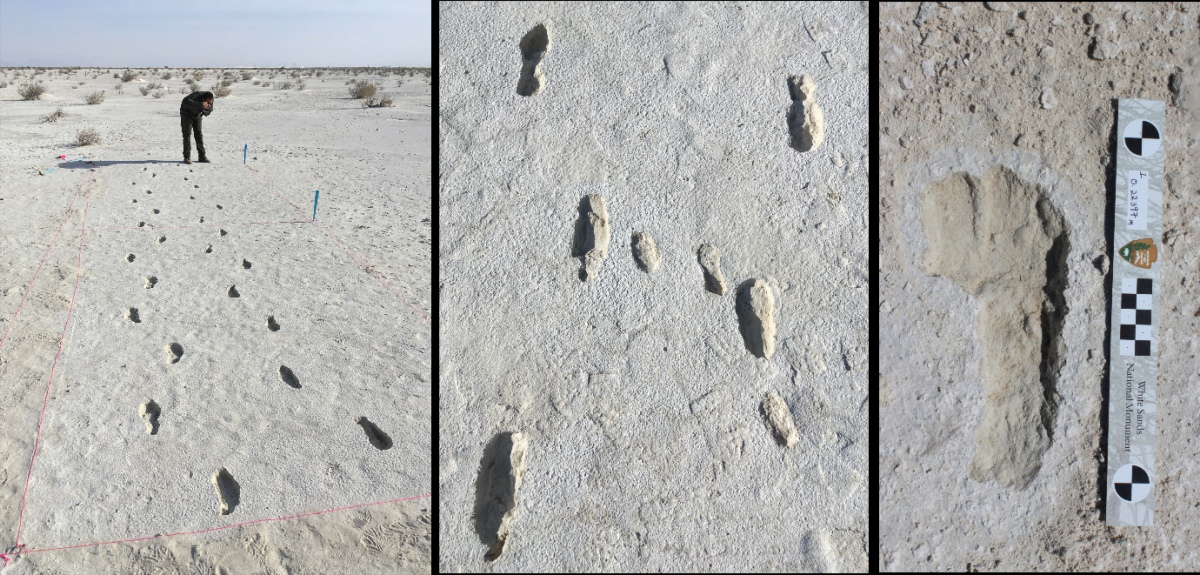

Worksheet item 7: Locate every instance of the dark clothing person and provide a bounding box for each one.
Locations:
[180,91,214,163]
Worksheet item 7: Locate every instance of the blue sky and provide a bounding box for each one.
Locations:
[0,0,430,67]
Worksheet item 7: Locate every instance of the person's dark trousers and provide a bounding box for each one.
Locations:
[181,113,205,159]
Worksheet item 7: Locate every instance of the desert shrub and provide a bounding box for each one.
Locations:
[241,72,253,80]
[76,127,101,146]
[269,73,277,79]
[153,89,165,98]
[211,84,231,98]
[78,80,85,85]
[193,72,205,81]
[316,70,324,77]
[162,72,173,80]
[139,85,152,95]
[188,85,200,94]
[252,80,261,85]
[294,81,305,90]
[114,83,124,94]
[220,78,233,87]
[363,94,394,108]
[121,69,139,82]
[42,107,66,123]
[0,81,8,88]
[348,80,377,99]
[396,79,403,87]
[278,82,293,90]
[113,73,120,78]
[85,90,106,104]
[18,82,46,100]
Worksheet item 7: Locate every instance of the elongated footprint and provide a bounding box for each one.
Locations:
[139,399,160,435]
[211,467,240,515]
[355,417,392,450]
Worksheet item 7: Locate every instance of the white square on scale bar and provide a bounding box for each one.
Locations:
[1138,294,1153,309]
[1122,277,1139,293]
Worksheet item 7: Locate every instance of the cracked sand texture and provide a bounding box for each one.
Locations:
[440,1,868,571]
[880,2,1200,571]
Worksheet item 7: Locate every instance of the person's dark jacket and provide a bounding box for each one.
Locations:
[180,91,214,120]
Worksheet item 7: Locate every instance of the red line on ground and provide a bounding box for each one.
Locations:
[0,177,89,353]
[244,164,430,324]
[19,493,431,556]
[13,177,96,549]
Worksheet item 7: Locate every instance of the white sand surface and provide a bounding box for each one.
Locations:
[880,3,1200,570]
[439,2,868,571]
[0,67,432,573]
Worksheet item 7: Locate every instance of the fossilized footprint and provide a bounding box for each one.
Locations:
[920,165,1068,489]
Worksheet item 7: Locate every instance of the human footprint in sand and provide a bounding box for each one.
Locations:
[180,90,214,164]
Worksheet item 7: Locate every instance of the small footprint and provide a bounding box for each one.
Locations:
[219,229,227,236]
[266,316,280,331]
[241,259,251,269]
[517,24,551,96]
[194,185,199,189]
[227,285,240,298]
[139,399,160,435]
[157,235,166,243]
[787,74,825,152]
[165,343,183,364]
[355,416,393,450]
[126,307,141,323]
[137,222,145,227]
[279,365,301,388]
[211,467,240,515]
[146,190,152,195]
[144,276,158,289]
[217,204,223,210]
[132,199,138,203]
[126,254,135,262]
[198,216,204,223]
[697,244,727,295]
[152,209,160,214]
[204,245,213,254]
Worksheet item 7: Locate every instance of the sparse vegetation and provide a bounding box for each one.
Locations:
[220,79,233,87]
[18,82,46,100]
[348,80,377,99]
[113,73,120,78]
[76,127,101,146]
[193,72,205,81]
[211,84,232,98]
[396,79,403,87]
[277,82,293,90]
[363,94,394,108]
[85,90,106,104]
[121,69,139,82]
[114,83,124,94]
[185,77,197,86]
[42,107,66,123]
[241,72,253,80]
[294,81,305,91]
[0,81,9,88]
[139,85,152,95]
[252,80,261,85]
[162,72,173,80]
[153,89,165,98]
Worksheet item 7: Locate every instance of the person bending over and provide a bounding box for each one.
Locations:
[180,91,214,164]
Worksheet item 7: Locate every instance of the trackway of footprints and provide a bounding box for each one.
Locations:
[121,167,393,516]
[481,193,800,562]
[482,28,821,560]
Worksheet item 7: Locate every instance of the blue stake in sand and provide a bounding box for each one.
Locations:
[312,190,320,221]
[243,144,248,164]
